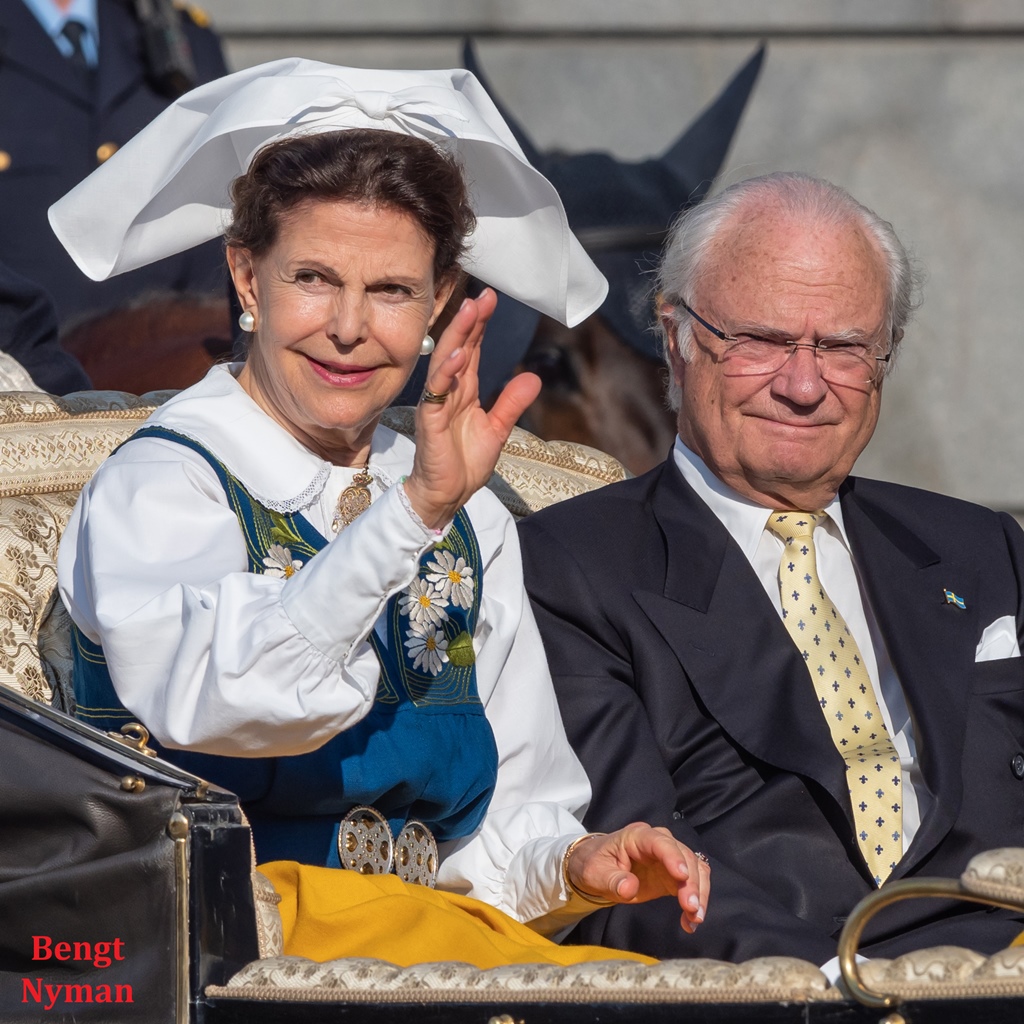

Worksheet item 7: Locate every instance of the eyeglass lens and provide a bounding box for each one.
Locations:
[720,339,881,385]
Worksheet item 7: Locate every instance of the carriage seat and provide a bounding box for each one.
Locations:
[1,387,1024,1020]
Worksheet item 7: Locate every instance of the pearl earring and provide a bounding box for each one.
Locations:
[420,335,435,356]
[238,310,256,333]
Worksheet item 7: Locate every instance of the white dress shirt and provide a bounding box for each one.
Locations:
[58,364,593,930]
[672,439,929,851]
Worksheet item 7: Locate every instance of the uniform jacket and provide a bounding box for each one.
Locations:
[519,456,1024,963]
[0,258,90,393]
[0,0,228,325]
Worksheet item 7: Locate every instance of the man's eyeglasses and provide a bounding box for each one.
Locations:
[675,300,891,387]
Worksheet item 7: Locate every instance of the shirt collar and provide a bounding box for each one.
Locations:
[147,363,416,514]
[23,0,98,53]
[671,436,851,559]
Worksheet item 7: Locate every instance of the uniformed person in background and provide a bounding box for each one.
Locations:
[0,259,91,393]
[0,0,229,328]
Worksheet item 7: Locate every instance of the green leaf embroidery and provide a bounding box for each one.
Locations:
[446,631,475,666]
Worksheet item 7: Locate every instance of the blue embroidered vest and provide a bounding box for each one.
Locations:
[73,427,499,866]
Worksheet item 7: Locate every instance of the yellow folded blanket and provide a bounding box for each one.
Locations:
[261,861,656,968]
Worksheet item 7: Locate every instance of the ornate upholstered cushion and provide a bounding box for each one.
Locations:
[0,390,172,706]
[207,954,837,1005]
[252,870,284,961]
[0,353,43,393]
[209,943,1024,1005]
[962,847,1024,904]
[379,407,628,517]
[857,945,1024,1000]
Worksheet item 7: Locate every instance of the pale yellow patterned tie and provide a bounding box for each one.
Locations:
[767,511,903,885]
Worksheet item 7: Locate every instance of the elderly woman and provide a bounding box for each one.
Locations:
[54,61,709,965]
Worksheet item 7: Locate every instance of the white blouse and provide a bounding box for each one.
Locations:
[57,364,593,931]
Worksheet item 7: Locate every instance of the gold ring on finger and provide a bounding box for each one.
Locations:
[420,388,450,405]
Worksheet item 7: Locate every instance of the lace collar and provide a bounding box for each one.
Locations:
[146,363,415,515]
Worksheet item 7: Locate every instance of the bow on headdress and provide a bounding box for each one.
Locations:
[48,59,607,329]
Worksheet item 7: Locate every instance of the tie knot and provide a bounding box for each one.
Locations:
[61,18,87,50]
[767,510,825,543]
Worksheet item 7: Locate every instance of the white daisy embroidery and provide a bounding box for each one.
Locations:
[262,543,303,579]
[399,578,449,627]
[404,627,449,675]
[425,549,474,609]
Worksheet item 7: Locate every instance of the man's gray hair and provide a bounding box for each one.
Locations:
[656,172,923,409]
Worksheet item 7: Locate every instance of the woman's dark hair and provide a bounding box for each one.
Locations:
[225,129,475,281]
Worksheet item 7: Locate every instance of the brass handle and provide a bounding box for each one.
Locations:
[106,721,158,757]
[837,877,1024,1008]
[167,812,190,1024]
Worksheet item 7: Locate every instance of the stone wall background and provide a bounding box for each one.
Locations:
[198,0,1024,517]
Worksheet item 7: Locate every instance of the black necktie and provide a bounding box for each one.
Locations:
[60,19,94,84]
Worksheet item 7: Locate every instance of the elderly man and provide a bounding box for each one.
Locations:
[519,172,1024,965]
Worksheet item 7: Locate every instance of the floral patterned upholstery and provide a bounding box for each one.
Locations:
[207,954,838,1005]
[858,945,1024,1000]
[207,943,1024,1006]
[0,390,175,708]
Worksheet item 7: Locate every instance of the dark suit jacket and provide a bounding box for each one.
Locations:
[519,457,1024,964]
[0,0,228,326]
[0,259,90,393]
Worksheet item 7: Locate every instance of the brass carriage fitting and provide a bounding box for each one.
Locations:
[106,721,158,756]
[167,812,190,841]
[120,775,145,792]
[838,876,1024,1009]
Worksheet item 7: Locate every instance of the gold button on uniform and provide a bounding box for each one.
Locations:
[96,142,119,164]
[0,151,11,172]
[176,1,211,28]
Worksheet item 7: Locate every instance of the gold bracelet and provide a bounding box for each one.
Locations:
[562,832,617,906]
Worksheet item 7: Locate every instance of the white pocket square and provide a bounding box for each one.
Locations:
[975,616,1022,662]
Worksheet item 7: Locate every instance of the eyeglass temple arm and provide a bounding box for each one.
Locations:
[677,300,894,364]
[676,301,734,341]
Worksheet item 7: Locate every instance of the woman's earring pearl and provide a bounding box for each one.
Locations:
[420,335,435,356]
[238,310,256,333]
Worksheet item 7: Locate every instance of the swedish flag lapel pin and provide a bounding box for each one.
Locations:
[943,588,966,610]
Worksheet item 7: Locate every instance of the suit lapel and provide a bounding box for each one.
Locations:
[634,462,855,829]
[840,481,979,874]
[1,2,89,107]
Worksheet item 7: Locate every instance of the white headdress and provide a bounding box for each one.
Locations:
[48,58,607,327]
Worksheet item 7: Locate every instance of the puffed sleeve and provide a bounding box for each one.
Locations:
[58,435,439,757]
[435,489,595,932]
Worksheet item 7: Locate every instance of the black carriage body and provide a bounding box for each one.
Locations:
[201,998,1024,1024]
[0,685,256,1023]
